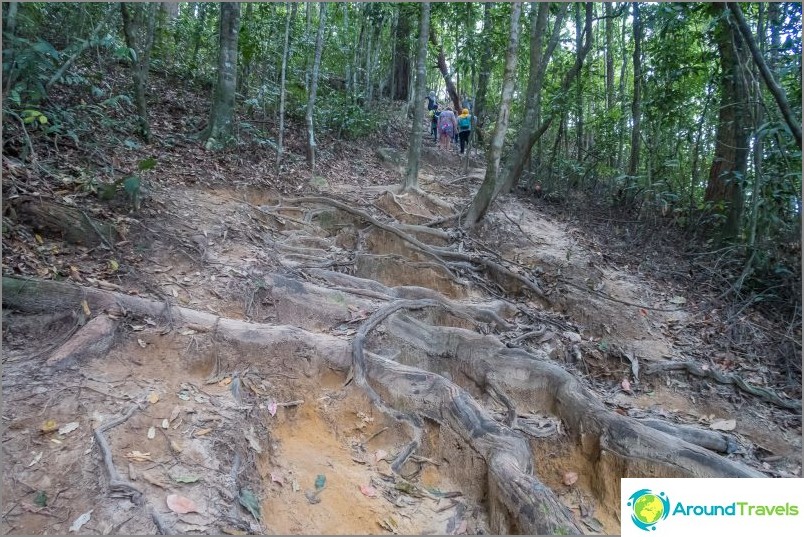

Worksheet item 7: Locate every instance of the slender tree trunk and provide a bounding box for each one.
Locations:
[189,3,207,74]
[704,3,751,240]
[121,3,157,143]
[616,10,628,171]
[605,2,615,168]
[430,26,461,111]
[473,2,494,144]
[276,1,294,171]
[574,3,584,160]
[202,2,240,145]
[306,2,327,172]
[627,1,642,178]
[747,3,765,249]
[463,2,523,229]
[403,2,431,192]
[728,2,801,148]
[497,3,585,196]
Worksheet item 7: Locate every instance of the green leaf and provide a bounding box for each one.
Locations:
[314,474,326,490]
[34,491,47,507]
[137,157,157,171]
[238,489,261,521]
[123,176,141,195]
[38,115,48,125]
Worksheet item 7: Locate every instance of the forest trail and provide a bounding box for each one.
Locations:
[3,135,799,535]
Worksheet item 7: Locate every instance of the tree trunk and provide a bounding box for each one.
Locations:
[605,2,615,168]
[430,26,461,111]
[616,9,628,171]
[276,1,295,171]
[392,6,413,101]
[189,2,207,75]
[463,2,523,229]
[574,3,584,160]
[626,1,642,178]
[472,2,494,143]
[403,2,431,192]
[727,2,801,148]
[306,2,327,172]
[121,3,157,143]
[704,3,751,240]
[201,2,239,146]
[747,3,764,249]
[497,3,585,197]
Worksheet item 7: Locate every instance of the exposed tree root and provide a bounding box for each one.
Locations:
[644,360,802,412]
[93,402,171,534]
[284,196,549,303]
[2,276,773,534]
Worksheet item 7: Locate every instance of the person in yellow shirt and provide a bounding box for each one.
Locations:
[457,108,473,155]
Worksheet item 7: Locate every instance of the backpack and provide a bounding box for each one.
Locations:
[458,116,471,131]
[440,122,453,135]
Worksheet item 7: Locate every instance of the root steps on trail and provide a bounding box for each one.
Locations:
[3,275,768,534]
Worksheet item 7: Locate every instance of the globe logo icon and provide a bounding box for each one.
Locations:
[627,489,670,531]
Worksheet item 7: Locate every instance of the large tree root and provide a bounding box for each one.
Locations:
[381,313,765,510]
[3,276,771,534]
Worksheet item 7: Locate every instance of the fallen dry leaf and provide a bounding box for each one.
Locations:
[621,378,632,392]
[58,422,79,435]
[563,471,579,486]
[359,484,377,497]
[374,449,388,463]
[710,419,736,431]
[147,392,160,404]
[125,451,153,462]
[194,428,213,437]
[270,471,284,485]
[41,420,58,433]
[166,494,200,514]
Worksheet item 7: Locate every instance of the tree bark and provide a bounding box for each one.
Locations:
[392,5,413,101]
[201,2,240,145]
[727,2,801,148]
[430,26,461,111]
[403,2,431,192]
[574,3,585,160]
[121,3,157,143]
[306,2,327,172]
[276,1,295,171]
[704,3,751,240]
[626,2,642,178]
[463,2,523,229]
[605,2,615,168]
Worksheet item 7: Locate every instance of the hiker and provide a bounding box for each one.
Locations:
[457,108,472,155]
[429,104,440,142]
[461,94,473,112]
[437,107,458,151]
[427,91,438,111]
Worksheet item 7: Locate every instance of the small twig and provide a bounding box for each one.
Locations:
[362,426,389,445]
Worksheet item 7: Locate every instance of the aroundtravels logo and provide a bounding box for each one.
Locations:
[627,489,671,531]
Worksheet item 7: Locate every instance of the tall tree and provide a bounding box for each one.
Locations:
[472,2,494,140]
[391,5,412,101]
[121,2,157,142]
[626,2,642,178]
[704,3,751,239]
[201,2,240,145]
[430,25,461,111]
[728,2,801,148]
[276,2,296,171]
[306,2,327,172]
[403,2,431,192]
[497,3,587,196]
[463,2,523,229]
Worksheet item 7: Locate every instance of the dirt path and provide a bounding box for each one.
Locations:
[2,146,800,535]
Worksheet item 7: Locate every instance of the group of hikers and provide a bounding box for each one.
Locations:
[427,91,475,155]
